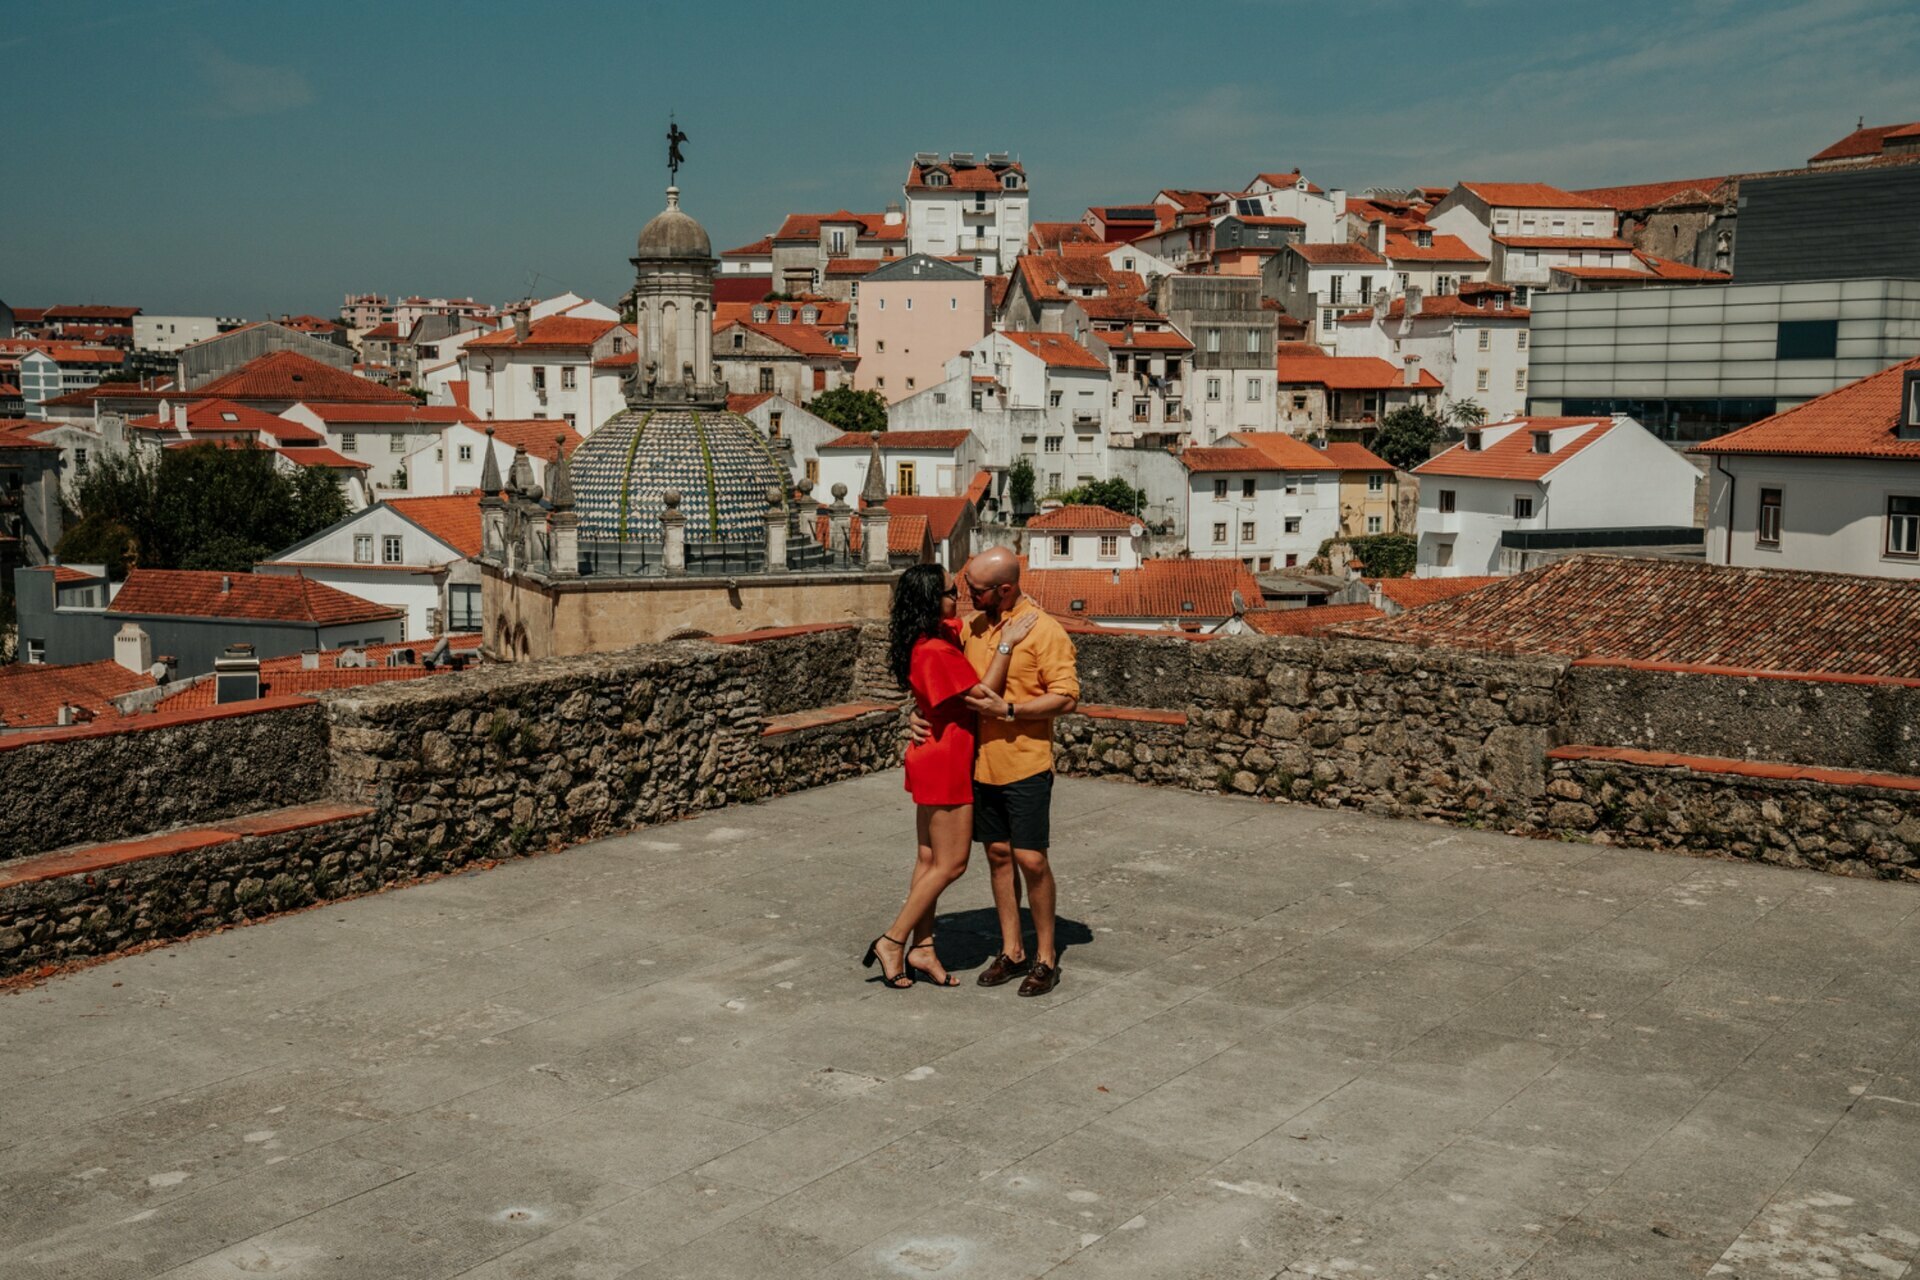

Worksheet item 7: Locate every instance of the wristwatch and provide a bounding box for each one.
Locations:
[1002,703,1017,722]
[996,642,1014,655]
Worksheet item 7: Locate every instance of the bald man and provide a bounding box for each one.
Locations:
[915,547,1079,996]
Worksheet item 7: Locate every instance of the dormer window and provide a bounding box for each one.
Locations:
[1532,432,1551,454]
[1466,431,1483,451]
[1002,174,1021,190]
[801,307,817,324]
[1416,229,1433,248]
[777,306,792,323]
[925,171,947,187]
[753,306,769,322]
[1901,369,1920,440]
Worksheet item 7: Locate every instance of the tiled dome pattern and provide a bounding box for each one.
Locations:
[571,407,790,542]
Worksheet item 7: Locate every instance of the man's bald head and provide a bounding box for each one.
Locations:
[968,546,1021,588]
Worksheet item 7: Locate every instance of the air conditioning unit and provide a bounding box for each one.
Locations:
[914,151,940,165]
[949,151,975,166]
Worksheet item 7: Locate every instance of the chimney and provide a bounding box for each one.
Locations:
[1329,187,1347,215]
[1402,355,1421,386]
[1403,286,1423,318]
[220,574,232,593]
[113,622,152,674]
[512,309,531,342]
[1368,219,1386,254]
[173,403,188,433]
[300,648,319,670]
[1347,558,1364,582]
[884,201,903,226]
[213,642,261,704]
[1369,580,1383,610]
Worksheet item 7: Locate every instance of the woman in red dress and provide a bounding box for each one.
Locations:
[864,563,1035,988]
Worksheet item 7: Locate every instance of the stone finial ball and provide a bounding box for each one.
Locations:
[661,488,682,509]
[831,482,848,501]
[796,476,815,496]
[766,485,784,506]
[525,485,543,503]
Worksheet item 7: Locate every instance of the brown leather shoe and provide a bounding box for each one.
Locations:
[1017,961,1060,998]
[976,952,1031,987]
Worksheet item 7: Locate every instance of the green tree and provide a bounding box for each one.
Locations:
[1369,405,1446,471]
[1444,398,1488,432]
[1059,477,1146,516]
[61,443,349,575]
[1008,458,1036,512]
[1315,532,1417,578]
[805,386,888,433]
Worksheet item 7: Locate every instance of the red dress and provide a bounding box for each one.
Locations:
[903,621,980,805]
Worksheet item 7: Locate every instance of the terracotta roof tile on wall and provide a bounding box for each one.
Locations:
[1002,330,1106,371]
[820,430,974,450]
[466,316,618,350]
[194,351,414,404]
[1370,576,1502,609]
[1415,418,1613,480]
[1274,354,1443,392]
[1810,121,1920,163]
[1243,603,1384,635]
[1316,443,1396,472]
[882,495,972,542]
[107,569,402,626]
[1329,556,1920,678]
[1228,432,1346,470]
[1694,356,1920,461]
[385,495,485,558]
[1459,182,1614,209]
[1572,177,1730,210]
[0,660,153,729]
[1288,243,1388,266]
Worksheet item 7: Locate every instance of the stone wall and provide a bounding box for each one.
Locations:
[0,700,330,862]
[1569,661,1920,776]
[1537,750,1920,881]
[719,624,861,715]
[1060,633,1569,822]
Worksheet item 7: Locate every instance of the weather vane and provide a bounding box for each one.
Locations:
[666,114,688,180]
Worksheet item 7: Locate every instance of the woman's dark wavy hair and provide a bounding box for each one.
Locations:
[888,563,954,689]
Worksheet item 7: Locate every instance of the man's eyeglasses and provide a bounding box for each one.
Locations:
[968,581,1011,599]
[941,585,959,599]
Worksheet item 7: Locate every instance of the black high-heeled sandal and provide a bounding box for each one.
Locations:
[862,934,914,989]
[906,938,960,987]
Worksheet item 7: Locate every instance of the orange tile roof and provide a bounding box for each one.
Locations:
[1459,182,1613,209]
[723,236,774,257]
[194,351,414,404]
[158,635,484,710]
[881,495,972,542]
[107,569,402,626]
[716,319,843,359]
[964,469,992,504]
[716,298,851,329]
[1225,432,1342,470]
[26,564,101,583]
[1182,447,1299,474]
[278,445,370,470]
[1002,330,1105,371]
[1328,555,1920,679]
[1243,603,1384,636]
[1383,233,1487,263]
[1013,256,1147,304]
[1810,121,1920,163]
[1288,243,1388,266]
[820,430,974,450]
[1027,504,1138,531]
[480,419,582,458]
[1571,177,1730,210]
[126,398,323,442]
[46,304,141,321]
[362,322,403,341]
[1369,575,1502,609]
[1251,171,1323,193]
[727,392,774,414]
[1338,295,1530,323]
[0,660,153,729]
[1694,356,1920,461]
[1029,221,1100,251]
[445,380,470,408]
[1632,251,1730,281]
[1024,559,1264,621]
[1274,354,1443,392]
[1317,443,1396,472]
[1094,327,1193,352]
[298,403,473,425]
[465,316,619,350]
[772,211,905,242]
[385,494,484,557]
[813,510,932,557]
[825,258,886,276]
[1415,418,1614,480]
[1074,297,1165,324]
[906,160,1025,191]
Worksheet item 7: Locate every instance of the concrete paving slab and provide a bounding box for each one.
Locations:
[6,771,1920,1278]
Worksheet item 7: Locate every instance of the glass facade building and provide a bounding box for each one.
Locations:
[1527,278,1920,444]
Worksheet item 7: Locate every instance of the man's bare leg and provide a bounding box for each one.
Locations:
[1014,847,1056,966]
[986,840,1025,962]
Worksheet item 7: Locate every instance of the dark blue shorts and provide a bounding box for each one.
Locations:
[972,771,1053,851]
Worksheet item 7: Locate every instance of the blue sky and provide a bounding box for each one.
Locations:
[8,0,1917,317]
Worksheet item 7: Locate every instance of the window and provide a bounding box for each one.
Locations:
[895,462,917,495]
[1206,377,1221,401]
[1048,390,1062,408]
[1533,432,1552,454]
[458,444,473,462]
[1212,522,1227,544]
[758,367,774,393]
[1513,496,1534,520]
[532,367,546,391]
[1757,488,1782,546]
[1515,369,1528,392]
[448,584,481,632]
[564,413,576,428]
[1476,368,1489,392]
[1213,478,1228,500]
[611,336,623,354]
[875,339,885,353]
[25,639,44,664]
[1321,309,1336,332]
[390,433,407,453]
[1284,516,1301,534]
[1329,277,1343,305]
[906,377,915,389]
[1285,553,1298,568]
[768,411,783,437]
[382,535,404,564]
[560,367,576,391]
[1887,495,1920,558]
[1258,556,1272,571]
[1206,328,1220,353]
[1133,397,1150,420]
[1048,471,1061,490]
[1052,534,1071,558]
[1438,489,1456,513]
[1477,329,1491,351]
[341,432,357,453]
[1044,436,1062,453]
[1776,319,1838,360]
[1367,515,1383,534]
[1245,330,1259,354]
[1517,330,1529,350]
[732,331,745,350]
[1465,431,1482,451]
[1367,474,1385,494]
[1099,534,1118,558]
[1291,394,1308,411]
[1241,521,1256,542]
[1359,278,1373,305]
[805,459,819,485]
[1246,378,1262,402]
[1230,478,1250,502]
[354,534,374,563]
[74,447,88,474]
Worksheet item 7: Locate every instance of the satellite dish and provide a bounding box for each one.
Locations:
[1129,522,1144,538]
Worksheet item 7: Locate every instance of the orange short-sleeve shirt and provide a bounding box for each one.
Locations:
[963,597,1080,785]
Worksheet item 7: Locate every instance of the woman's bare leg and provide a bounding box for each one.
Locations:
[878,804,971,981]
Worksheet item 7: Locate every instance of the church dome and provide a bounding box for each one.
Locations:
[635,187,712,261]
[569,406,789,544]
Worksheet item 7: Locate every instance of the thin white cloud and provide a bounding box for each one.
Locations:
[194,47,315,119]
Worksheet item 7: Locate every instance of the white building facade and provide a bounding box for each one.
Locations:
[903,153,1030,276]
[1181,447,1343,572]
